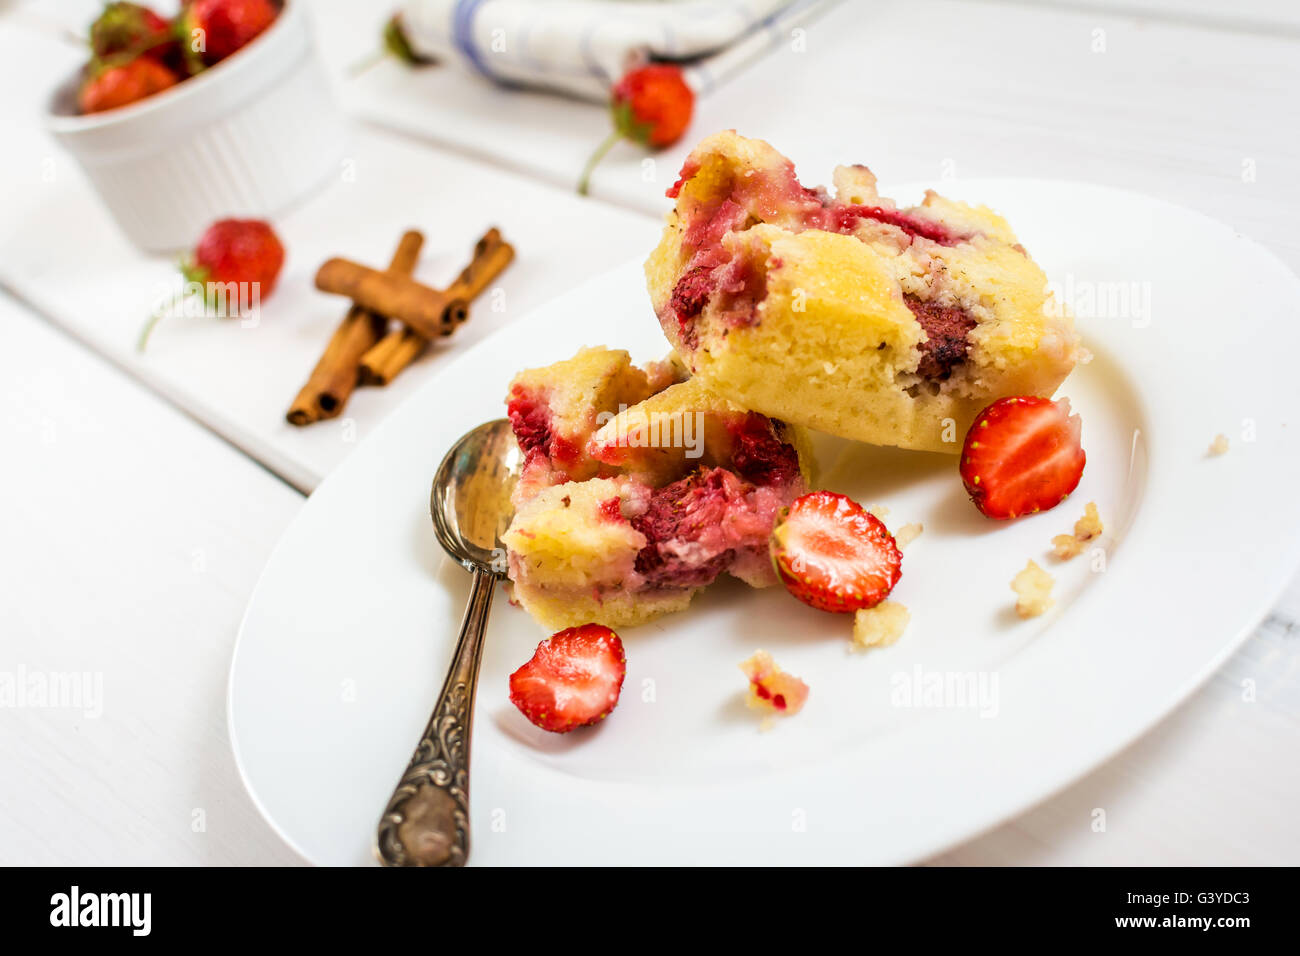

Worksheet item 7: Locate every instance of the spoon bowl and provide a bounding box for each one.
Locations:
[430,418,522,572]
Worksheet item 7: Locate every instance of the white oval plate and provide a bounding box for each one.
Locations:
[230,181,1300,866]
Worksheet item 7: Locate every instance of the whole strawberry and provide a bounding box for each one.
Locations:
[79,57,180,114]
[138,219,285,351]
[89,2,173,61]
[577,63,694,195]
[180,0,278,70]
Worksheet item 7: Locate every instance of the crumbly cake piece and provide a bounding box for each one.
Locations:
[503,348,811,631]
[894,522,923,550]
[1051,501,1103,559]
[1011,560,1055,618]
[505,346,660,499]
[852,600,911,651]
[645,131,1083,453]
[738,650,809,716]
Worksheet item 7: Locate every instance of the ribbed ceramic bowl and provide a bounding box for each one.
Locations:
[46,0,346,252]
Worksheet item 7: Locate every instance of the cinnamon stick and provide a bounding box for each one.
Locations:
[358,228,515,386]
[315,258,468,341]
[287,231,424,426]
[450,227,515,302]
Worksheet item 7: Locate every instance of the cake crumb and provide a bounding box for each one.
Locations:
[852,600,910,651]
[1051,533,1082,559]
[738,649,809,716]
[1209,434,1229,456]
[1011,561,1055,619]
[867,504,890,520]
[894,522,923,550]
[1051,502,1103,560]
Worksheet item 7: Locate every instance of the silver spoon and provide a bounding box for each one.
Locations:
[375,418,521,867]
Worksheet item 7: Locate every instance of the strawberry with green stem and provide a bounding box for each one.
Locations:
[138,219,285,352]
[348,14,437,77]
[79,55,180,113]
[178,0,278,73]
[89,2,174,61]
[578,63,694,196]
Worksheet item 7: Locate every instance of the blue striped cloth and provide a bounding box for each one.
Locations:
[399,0,833,101]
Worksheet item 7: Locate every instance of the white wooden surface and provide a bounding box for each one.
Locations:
[0,7,660,492]
[341,0,1300,280]
[0,297,302,865]
[2,0,1299,865]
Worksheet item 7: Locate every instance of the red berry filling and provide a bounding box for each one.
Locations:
[751,682,785,709]
[822,204,963,246]
[506,387,579,468]
[661,146,981,361]
[711,255,768,328]
[669,264,716,342]
[666,158,700,199]
[631,469,740,589]
[905,296,978,381]
[629,465,794,591]
[506,387,554,463]
[727,414,801,486]
[683,198,749,255]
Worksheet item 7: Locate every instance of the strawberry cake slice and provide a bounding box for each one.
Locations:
[503,348,811,631]
[505,346,677,500]
[645,131,1084,453]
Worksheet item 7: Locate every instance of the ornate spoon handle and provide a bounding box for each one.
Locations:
[376,568,495,866]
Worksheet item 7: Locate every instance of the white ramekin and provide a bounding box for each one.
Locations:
[46,1,346,252]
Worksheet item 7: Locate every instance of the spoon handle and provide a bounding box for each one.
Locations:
[376,568,495,867]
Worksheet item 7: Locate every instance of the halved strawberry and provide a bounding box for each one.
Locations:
[770,491,902,613]
[960,396,1085,520]
[509,624,626,733]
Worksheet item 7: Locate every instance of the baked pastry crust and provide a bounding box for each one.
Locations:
[503,347,811,631]
[646,131,1083,453]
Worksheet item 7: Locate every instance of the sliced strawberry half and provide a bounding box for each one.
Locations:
[960,396,1085,520]
[770,491,902,613]
[508,624,627,734]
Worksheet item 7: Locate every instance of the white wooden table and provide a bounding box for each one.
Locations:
[1,0,1298,866]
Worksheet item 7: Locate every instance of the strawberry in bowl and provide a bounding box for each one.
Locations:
[78,57,180,114]
[89,3,175,62]
[47,1,343,251]
[180,0,280,71]
[76,0,283,113]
